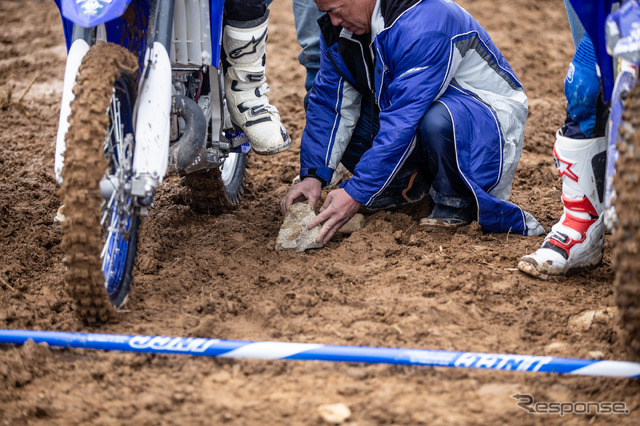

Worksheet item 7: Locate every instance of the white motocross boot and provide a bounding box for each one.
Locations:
[518,129,606,279]
[223,11,291,155]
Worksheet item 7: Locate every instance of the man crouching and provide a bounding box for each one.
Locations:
[282,0,544,243]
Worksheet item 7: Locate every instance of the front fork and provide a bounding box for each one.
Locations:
[604,59,638,231]
[54,0,175,208]
[54,25,92,185]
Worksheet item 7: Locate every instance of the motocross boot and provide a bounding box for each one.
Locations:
[223,11,291,155]
[518,129,606,279]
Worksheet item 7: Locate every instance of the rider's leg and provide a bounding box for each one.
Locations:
[518,129,606,278]
[223,1,291,155]
[518,34,608,278]
[563,0,586,48]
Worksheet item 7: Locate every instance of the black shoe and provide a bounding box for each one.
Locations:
[419,203,476,228]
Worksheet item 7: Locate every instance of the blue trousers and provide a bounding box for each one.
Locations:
[564,0,586,47]
[562,0,608,139]
[341,101,474,210]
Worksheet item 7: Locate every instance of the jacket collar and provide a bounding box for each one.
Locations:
[380,0,422,25]
[371,0,384,40]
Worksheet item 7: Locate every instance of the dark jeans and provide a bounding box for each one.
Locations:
[341,101,474,210]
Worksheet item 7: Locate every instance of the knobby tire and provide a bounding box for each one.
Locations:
[613,81,640,361]
[61,42,139,324]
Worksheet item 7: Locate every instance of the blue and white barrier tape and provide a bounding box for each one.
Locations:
[1,329,639,379]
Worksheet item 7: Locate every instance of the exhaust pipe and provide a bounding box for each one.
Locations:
[167,95,207,174]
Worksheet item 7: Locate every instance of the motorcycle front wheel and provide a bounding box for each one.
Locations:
[613,81,640,361]
[61,42,140,323]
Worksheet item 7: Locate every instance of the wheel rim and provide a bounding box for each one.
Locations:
[220,152,241,187]
[100,82,135,299]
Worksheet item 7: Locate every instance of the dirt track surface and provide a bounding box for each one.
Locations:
[1,0,639,424]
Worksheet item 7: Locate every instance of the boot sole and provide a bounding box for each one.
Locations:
[252,140,292,156]
[517,256,603,281]
[419,217,472,228]
[517,258,551,280]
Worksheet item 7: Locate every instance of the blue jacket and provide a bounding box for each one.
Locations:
[301,0,544,235]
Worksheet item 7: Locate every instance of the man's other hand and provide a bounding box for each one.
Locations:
[309,188,361,244]
[280,177,323,215]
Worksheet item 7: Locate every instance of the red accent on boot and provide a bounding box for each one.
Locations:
[548,213,597,257]
[561,195,599,218]
[553,145,579,182]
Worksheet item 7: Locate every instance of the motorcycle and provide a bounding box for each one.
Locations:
[568,0,640,360]
[53,0,250,323]
[604,0,640,360]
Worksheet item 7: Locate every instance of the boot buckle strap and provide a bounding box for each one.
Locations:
[249,104,276,117]
[247,72,264,83]
[561,194,599,218]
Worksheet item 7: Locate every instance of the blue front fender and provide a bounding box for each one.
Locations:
[60,0,132,28]
[54,0,224,66]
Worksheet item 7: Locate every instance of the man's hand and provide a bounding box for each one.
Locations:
[309,188,361,244]
[281,177,323,215]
